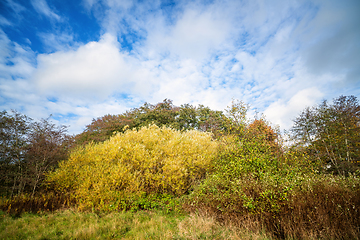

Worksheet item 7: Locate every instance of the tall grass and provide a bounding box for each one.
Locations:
[0,209,272,239]
[0,192,74,216]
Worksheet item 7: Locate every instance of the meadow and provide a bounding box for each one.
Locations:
[0,209,275,240]
[1,97,359,239]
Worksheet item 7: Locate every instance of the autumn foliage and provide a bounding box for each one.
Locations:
[47,125,218,211]
[0,112,72,198]
[1,96,360,239]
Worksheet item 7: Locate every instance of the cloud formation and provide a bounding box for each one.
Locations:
[33,34,131,99]
[0,0,359,134]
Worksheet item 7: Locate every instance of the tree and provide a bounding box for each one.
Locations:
[177,104,198,130]
[25,117,73,197]
[196,105,227,136]
[223,99,249,135]
[74,99,230,145]
[247,118,282,156]
[0,111,73,197]
[291,95,360,175]
[132,99,180,129]
[75,114,134,145]
[0,110,31,197]
[74,99,180,146]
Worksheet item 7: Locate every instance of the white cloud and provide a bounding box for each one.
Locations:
[0,30,12,65]
[1,0,359,134]
[297,0,360,87]
[82,0,100,10]
[0,30,35,79]
[33,34,134,99]
[153,7,231,60]
[0,16,12,26]
[37,32,76,52]
[5,0,26,15]
[30,0,61,21]
[264,87,324,130]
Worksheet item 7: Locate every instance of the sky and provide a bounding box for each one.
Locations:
[0,0,359,134]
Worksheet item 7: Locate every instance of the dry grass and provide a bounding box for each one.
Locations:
[176,212,272,240]
[0,209,273,240]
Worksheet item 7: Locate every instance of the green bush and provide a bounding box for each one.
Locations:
[185,134,360,239]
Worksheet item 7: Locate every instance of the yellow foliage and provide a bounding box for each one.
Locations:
[47,125,218,210]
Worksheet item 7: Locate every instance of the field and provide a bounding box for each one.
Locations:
[0,209,272,240]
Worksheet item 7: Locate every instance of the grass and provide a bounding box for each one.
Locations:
[0,209,272,240]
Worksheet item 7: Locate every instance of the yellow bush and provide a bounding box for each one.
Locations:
[47,125,218,210]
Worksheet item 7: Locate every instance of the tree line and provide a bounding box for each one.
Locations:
[0,111,73,197]
[292,95,360,175]
[0,95,359,198]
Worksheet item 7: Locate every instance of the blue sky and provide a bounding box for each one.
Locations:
[1,0,359,134]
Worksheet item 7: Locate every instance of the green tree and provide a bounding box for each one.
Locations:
[223,99,249,135]
[75,99,179,146]
[292,95,360,175]
[132,99,179,129]
[176,104,198,130]
[74,99,230,145]
[75,114,134,145]
[0,110,31,197]
[195,105,227,136]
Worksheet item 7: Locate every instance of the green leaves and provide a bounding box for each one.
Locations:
[292,95,360,175]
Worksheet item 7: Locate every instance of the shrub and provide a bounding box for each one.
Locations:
[47,125,218,211]
[184,134,360,239]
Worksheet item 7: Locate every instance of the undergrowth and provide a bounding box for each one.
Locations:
[184,135,360,239]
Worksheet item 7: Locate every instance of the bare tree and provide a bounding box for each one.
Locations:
[25,117,73,197]
[1,111,73,197]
